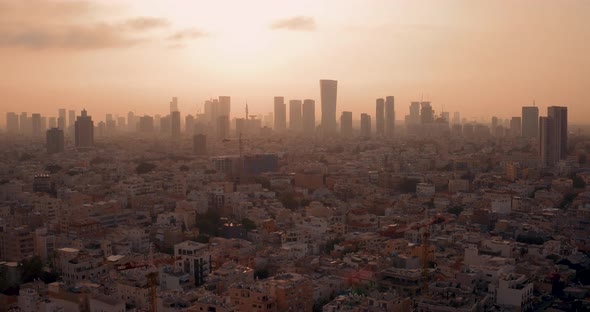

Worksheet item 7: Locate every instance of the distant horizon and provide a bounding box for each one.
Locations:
[1,0,588,125]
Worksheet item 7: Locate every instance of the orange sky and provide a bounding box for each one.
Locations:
[1,0,589,124]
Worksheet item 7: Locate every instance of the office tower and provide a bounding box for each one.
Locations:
[74,109,94,148]
[138,115,154,133]
[106,119,116,135]
[48,117,56,129]
[171,111,181,138]
[539,117,554,167]
[406,102,421,126]
[340,111,353,136]
[521,106,539,138]
[170,97,179,113]
[302,99,316,136]
[193,134,207,155]
[95,121,105,137]
[117,117,126,130]
[19,112,28,134]
[41,117,47,131]
[219,96,231,118]
[217,115,230,139]
[548,106,568,159]
[105,114,113,123]
[274,96,286,131]
[127,111,136,132]
[420,102,434,124]
[6,112,19,133]
[360,113,371,139]
[58,109,66,130]
[442,112,450,123]
[374,98,384,136]
[385,96,395,137]
[452,112,461,125]
[491,116,498,128]
[46,128,65,154]
[171,97,179,113]
[31,113,42,137]
[160,115,171,134]
[154,115,161,131]
[289,100,302,131]
[68,110,75,128]
[320,79,338,135]
[510,117,522,137]
[451,124,463,137]
[185,114,195,135]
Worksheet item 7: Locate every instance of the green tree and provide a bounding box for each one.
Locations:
[447,206,464,216]
[241,218,257,231]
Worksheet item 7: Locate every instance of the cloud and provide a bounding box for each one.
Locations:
[123,17,170,31]
[270,16,316,31]
[0,1,188,50]
[167,29,207,41]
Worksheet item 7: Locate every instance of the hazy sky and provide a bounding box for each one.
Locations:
[1,0,589,123]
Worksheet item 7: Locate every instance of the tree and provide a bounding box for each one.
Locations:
[399,178,419,193]
[136,162,157,174]
[279,192,298,210]
[241,218,257,231]
[18,256,44,284]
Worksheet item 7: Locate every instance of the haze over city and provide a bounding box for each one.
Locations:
[2,2,590,312]
[1,0,589,124]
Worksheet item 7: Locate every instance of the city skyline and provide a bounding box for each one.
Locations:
[1,0,589,124]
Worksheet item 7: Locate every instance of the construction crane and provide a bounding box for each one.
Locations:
[115,251,178,312]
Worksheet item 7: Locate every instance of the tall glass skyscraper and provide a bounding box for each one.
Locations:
[320,79,337,135]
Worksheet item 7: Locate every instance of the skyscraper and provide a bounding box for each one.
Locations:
[340,111,353,136]
[420,101,434,124]
[385,96,395,137]
[375,98,384,136]
[75,109,94,148]
[170,97,178,113]
[540,106,568,167]
[219,96,231,118]
[31,113,42,137]
[138,115,154,133]
[320,79,337,135]
[171,111,181,138]
[185,114,195,135]
[58,109,66,130]
[6,112,19,133]
[547,106,568,159]
[127,111,136,132]
[19,112,28,134]
[217,115,230,139]
[302,99,315,136]
[274,96,286,131]
[539,117,554,167]
[47,117,56,129]
[289,100,302,131]
[522,106,539,138]
[360,113,371,139]
[510,117,522,137]
[452,112,461,125]
[68,110,75,128]
[46,128,65,154]
[408,102,421,125]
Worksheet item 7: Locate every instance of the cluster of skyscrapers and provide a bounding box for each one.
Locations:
[4,79,570,168]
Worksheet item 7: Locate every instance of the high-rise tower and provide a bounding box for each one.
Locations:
[75,109,94,148]
[320,79,337,135]
[289,100,302,131]
[522,106,539,138]
[375,98,385,136]
[385,96,395,137]
[302,99,315,136]
[274,96,286,131]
